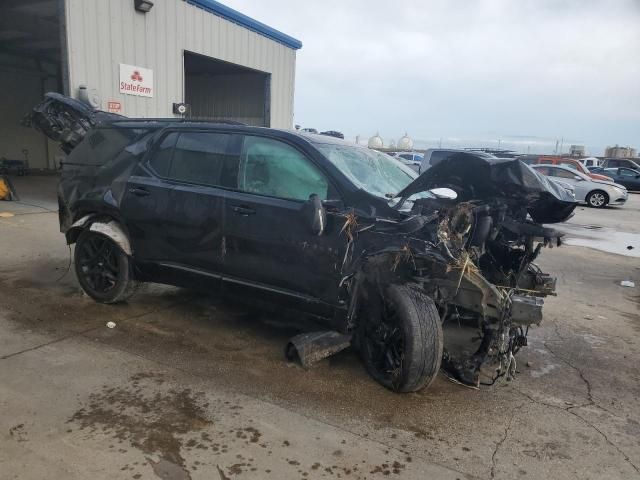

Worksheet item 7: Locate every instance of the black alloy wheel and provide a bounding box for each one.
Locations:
[362,297,406,387]
[74,229,137,303]
[359,284,443,392]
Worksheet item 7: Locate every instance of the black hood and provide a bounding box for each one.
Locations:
[397,153,577,224]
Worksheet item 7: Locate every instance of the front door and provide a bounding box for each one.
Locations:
[222,135,346,305]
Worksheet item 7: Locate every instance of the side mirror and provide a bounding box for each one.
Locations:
[301,194,326,236]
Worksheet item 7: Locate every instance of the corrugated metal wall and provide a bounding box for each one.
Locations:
[64,0,297,128]
[186,73,267,126]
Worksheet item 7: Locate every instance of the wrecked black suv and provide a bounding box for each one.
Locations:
[30,93,577,392]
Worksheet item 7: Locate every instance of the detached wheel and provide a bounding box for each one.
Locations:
[359,284,443,392]
[586,190,608,208]
[74,229,137,303]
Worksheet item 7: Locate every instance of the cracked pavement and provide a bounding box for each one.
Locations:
[1,176,639,479]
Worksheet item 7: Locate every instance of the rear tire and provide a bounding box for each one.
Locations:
[74,229,138,304]
[586,190,608,208]
[359,284,443,392]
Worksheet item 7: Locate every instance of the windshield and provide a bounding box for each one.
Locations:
[317,144,417,198]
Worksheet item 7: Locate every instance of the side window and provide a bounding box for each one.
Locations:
[399,154,413,161]
[149,132,178,177]
[160,132,241,187]
[548,168,576,179]
[239,136,330,201]
[620,168,635,177]
[558,161,577,170]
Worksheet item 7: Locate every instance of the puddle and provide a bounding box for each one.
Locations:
[553,224,640,257]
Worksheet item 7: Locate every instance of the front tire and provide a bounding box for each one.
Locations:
[359,284,443,392]
[74,229,137,303]
[586,190,609,208]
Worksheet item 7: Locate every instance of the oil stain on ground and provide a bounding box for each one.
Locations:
[68,372,210,477]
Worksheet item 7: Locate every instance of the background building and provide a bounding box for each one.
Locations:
[604,145,637,159]
[0,0,301,170]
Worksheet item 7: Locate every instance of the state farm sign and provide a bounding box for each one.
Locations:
[119,64,153,97]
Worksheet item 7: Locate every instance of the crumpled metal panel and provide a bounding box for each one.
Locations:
[286,331,353,368]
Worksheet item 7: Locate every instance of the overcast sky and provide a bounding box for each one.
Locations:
[224,0,639,154]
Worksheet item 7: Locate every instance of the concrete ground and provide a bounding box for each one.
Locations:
[1,175,639,480]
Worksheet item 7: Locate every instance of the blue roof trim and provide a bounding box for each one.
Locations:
[185,0,303,50]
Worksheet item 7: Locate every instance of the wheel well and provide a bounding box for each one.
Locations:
[66,213,132,255]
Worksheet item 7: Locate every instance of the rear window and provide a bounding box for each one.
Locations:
[148,131,242,188]
[66,127,150,166]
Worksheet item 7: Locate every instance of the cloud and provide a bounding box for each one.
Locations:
[223,0,640,154]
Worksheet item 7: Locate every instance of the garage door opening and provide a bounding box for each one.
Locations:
[0,0,64,171]
[184,51,271,127]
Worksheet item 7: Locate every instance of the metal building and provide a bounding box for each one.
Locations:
[0,0,302,170]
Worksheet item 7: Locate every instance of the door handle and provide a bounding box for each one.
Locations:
[129,187,150,197]
[231,205,255,216]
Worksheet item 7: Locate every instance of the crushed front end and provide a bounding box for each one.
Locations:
[341,153,577,388]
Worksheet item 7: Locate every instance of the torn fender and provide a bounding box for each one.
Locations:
[67,215,132,255]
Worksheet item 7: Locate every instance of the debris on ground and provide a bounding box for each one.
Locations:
[620,280,635,288]
[106,321,116,329]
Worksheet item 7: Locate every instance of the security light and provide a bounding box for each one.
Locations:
[134,0,154,13]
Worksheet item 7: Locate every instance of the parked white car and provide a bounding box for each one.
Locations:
[390,151,423,172]
[531,164,628,208]
[578,157,602,168]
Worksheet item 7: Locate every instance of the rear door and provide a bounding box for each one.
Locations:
[121,130,242,274]
[222,135,345,305]
[618,168,640,190]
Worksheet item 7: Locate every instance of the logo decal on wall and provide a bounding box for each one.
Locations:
[119,64,153,97]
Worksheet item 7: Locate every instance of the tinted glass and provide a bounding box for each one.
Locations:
[620,168,636,177]
[149,132,178,177]
[167,132,241,187]
[399,154,413,160]
[239,136,329,201]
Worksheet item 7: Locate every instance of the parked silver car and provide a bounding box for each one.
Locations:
[531,164,628,208]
